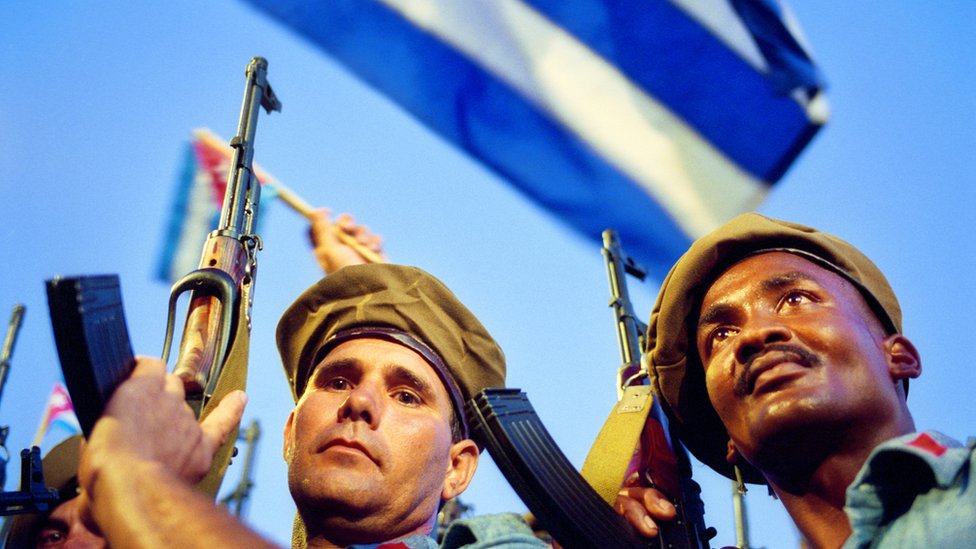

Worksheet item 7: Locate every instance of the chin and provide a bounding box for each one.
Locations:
[292,469,382,513]
[745,400,847,473]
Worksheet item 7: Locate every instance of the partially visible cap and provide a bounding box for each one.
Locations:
[276,264,506,441]
[3,435,83,548]
[646,213,902,484]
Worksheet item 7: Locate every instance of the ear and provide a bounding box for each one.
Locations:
[441,439,479,501]
[725,439,740,465]
[884,334,921,383]
[282,409,296,462]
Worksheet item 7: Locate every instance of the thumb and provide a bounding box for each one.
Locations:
[201,390,248,453]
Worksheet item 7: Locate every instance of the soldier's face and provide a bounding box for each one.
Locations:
[283,338,464,539]
[696,252,904,468]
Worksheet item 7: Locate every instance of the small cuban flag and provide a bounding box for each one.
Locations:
[155,129,280,283]
[31,382,82,453]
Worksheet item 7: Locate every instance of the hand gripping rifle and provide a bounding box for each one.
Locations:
[580,229,713,547]
[46,57,280,498]
[465,232,714,548]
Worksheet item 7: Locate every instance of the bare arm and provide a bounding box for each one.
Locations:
[77,357,280,548]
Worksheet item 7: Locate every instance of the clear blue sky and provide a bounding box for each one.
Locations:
[1,2,973,547]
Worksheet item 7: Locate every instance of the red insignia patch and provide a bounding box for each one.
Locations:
[906,433,946,457]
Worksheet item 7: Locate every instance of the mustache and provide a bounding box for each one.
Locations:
[734,343,821,397]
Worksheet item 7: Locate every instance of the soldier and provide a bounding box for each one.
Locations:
[620,213,975,547]
[75,262,543,548]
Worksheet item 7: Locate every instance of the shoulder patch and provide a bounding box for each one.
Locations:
[906,432,947,457]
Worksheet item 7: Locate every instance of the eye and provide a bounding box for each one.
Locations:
[393,390,421,406]
[709,326,738,345]
[326,377,351,391]
[700,325,738,357]
[36,530,66,547]
[779,290,816,310]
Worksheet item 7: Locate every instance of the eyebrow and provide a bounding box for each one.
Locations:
[311,357,360,383]
[698,270,820,329]
[312,357,436,398]
[698,302,735,329]
[384,364,436,398]
[36,517,69,538]
[759,270,819,293]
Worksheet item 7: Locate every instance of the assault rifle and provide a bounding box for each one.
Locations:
[46,57,280,496]
[220,419,261,517]
[598,229,714,547]
[0,304,25,490]
[466,231,714,548]
[0,305,61,518]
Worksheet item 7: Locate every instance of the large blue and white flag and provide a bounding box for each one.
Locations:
[243,0,827,277]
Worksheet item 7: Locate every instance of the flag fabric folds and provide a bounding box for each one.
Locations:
[156,129,278,283]
[242,0,827,277]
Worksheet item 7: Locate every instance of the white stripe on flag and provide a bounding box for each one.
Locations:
[379,0,766,237]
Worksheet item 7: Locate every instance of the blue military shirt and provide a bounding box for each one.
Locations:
[843,431,976,548]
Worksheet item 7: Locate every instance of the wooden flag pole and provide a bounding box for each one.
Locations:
[192,128,383,264]
[263,179,385,264]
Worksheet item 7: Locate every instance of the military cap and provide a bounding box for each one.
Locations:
[647,213,902,484]
[4,435,84,548]
[276,263,506,439]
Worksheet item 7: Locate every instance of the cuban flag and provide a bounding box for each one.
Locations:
[31,382,82,453]
[243,0,826,277]
[156,129,278,283]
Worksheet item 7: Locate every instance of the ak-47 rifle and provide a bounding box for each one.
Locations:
[0,304,25,490]
[465,232,716,548]
[0,305,60,519]
[598,228,714,548]
[46,57,280,497]
[220,419,261,517]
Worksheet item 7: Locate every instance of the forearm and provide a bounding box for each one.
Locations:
[90,457,280,549]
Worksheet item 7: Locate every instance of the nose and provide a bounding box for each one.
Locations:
[338,383,382,428]
[733,311,792,366]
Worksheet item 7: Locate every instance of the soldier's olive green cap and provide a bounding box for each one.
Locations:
[4,435,84,548]
[647,213,902,484]
[276,264,506,440]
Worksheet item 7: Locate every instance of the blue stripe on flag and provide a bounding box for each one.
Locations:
[156,143,200,282]
[243,0,826,277]
[522,0,824,181]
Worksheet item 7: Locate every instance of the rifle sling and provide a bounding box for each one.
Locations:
[196,289,251,498]
[580,385,653,506]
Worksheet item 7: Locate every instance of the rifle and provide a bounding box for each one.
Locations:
[0,305,59,519]
[46,57,280,496]
[220,419,261,517]
[0,304,25,490]
[593,228,714,548]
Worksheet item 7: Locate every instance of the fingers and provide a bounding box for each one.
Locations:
[616,490,660,538]
[615,486,677,539]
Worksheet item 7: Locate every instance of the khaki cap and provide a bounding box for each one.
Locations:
[647,213,902,484]
[276,264,506,439]
[3,435,83,548]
